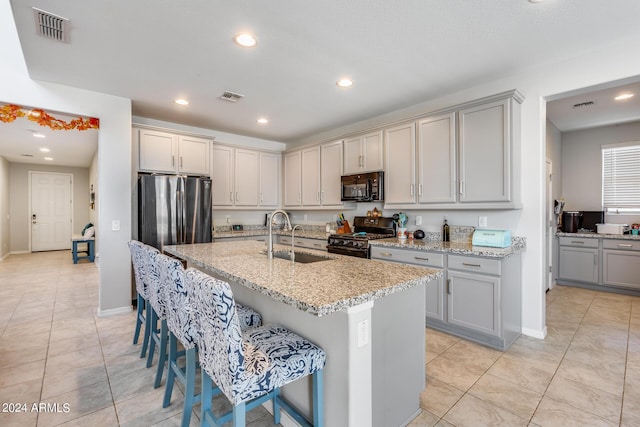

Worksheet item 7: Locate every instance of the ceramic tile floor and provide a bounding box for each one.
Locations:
[2,251,640,426]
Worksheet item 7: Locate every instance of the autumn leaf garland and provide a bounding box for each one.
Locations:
[0,104,99,130]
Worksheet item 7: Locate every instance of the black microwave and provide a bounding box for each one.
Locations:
[341,171,384,202]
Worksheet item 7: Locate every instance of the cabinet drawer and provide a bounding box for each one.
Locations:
[558,236,599,248]
[448,255,501,275]
[370,246,443,268]
[603,239,640,251]
[295,237,327,251]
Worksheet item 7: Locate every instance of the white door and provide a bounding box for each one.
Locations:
[31,172,72,252]
[320,140,343,206]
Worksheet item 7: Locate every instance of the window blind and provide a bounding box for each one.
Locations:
[602,142,640,213]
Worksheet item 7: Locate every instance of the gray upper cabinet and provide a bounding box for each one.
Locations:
[344,131,384,174]
[417,112,457,204]
[459,98,511,203]
[384,122,417,205]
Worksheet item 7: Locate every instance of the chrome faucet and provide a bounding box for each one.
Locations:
[267,209,292,259]
[291,224,303,263]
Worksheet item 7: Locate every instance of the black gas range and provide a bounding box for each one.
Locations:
[327,216,396,258]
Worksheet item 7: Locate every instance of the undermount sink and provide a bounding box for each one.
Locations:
[270,250,332,264]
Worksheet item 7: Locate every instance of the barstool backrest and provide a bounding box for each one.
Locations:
[128,240,147,299]
[145,246,167,318]
[187,268,264,403]
[160,254,197,349]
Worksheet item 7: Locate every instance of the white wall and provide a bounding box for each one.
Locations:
[8,163,90,253]
[1,0,132,314]
[546,120,563,204]
[562,121,640,225]
[0,155,9,259]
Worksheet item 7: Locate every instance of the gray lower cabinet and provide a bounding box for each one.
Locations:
[371,246,521,350]
[370,246,445,322]
[603,239,640,290]
[278,235,327,251]
[558,237,598,284]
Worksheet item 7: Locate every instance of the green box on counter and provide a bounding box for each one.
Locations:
[472,229,512,248]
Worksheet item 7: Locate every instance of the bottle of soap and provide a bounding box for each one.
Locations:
[443,219,450,242]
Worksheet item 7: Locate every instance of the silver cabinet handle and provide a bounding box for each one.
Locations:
[235,192,238,202]
[571,241,585,244]
[260,192,264,202]
[594,254,597,265]
[180,157,183,168]
[321,191,325,201]
[459,180,464,195]
[462,262,481,268]
[172,155,175,167]
[418,184,423,197]
[447,279,451,294]
[618,243,633,248]
[379,252,393,257]
[410,184,415,196]
[414,256,429,261]
[313,243,323,248]
[229,192,233,202]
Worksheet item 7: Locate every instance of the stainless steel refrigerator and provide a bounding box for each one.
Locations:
[138,174,212,250]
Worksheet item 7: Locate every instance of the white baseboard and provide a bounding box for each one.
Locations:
[522,326,547,339]
[97,305,132,317]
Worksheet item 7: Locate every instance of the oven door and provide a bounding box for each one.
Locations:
[327,245,369,258]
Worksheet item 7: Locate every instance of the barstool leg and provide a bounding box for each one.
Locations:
[154,319,168,388]
[146,309,158,367]
[181,348,197,427]
[313,369,324,426]
[133,294,144,344]
[232,402,246,426]
[140,300,151,358]
[163,333,178,407]
[201,371,213,427]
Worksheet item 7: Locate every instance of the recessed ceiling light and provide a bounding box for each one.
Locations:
[614,93,634,101]
[257,118,269,124]
[234,33,257,47]
[337,79,353,88]
[174,99,189,106]
[33,132,45,138]
[44,157,53,161]
[39,147,50,152]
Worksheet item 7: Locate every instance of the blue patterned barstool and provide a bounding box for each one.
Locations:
[144,247,171,388]
[162,258,263,427]
[187,269,326,427]
[128,240,152,357]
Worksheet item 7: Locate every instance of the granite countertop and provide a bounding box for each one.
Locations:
[164,241,441,316]
[369,236,527,259]
[556,231,640,241]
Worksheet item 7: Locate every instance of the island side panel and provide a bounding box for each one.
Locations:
[208,269,369,427]
[372,282,426,427]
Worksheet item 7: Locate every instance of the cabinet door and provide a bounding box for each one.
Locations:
[426,275,446,322]
[603,250,640,289]
[234,149,259,206]
[558,246,598,284]
[139,129,177,173]
[178,136,210,175]
[259,152,280,207]
[301,146,321,206]
[384,122,416,205]
[211,145,234,206]
[321,140,343,206]
[447,270,500,337]
[417,113,457,203]
[459,98,510,203]
[284,151,302,207]
[362,131,384,172]
[343,136,362,174]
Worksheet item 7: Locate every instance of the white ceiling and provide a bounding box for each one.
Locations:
[4,0,640,167]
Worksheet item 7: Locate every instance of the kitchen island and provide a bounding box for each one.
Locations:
[164,241,441,427]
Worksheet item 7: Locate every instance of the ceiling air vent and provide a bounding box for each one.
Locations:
[572,100,596,109]
[33,7,69,42]
[219,91,244,102]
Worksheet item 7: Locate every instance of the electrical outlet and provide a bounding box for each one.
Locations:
[416,215,423,226]
[111,220,120,231]
[357,319,369,347]
[479,216,487,228]
[226,215,230,224]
